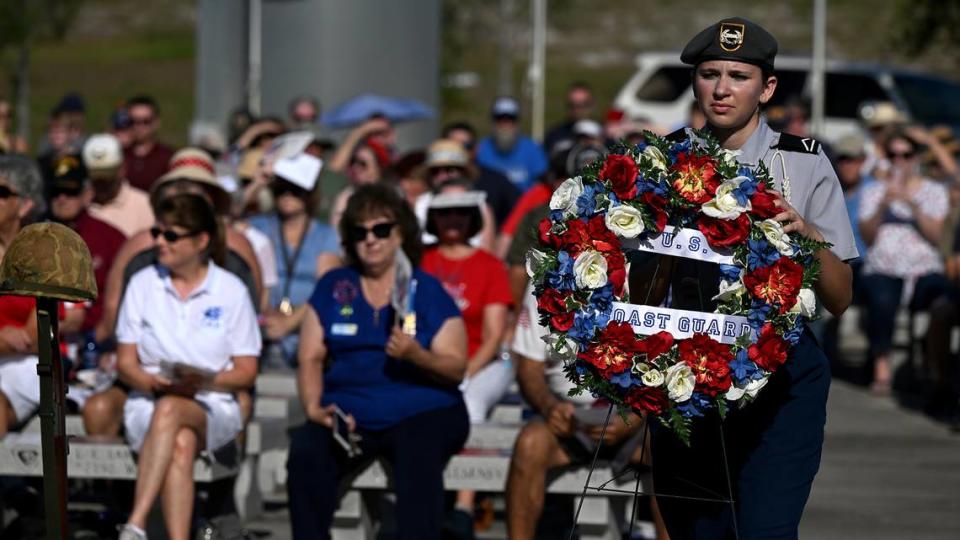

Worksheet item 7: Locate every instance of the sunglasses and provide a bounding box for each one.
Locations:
[429,166,465,177]
[887,150,915,159]
[349,222,396,242]
[271,181,309,198]
[0,185,19,199]
[51,186,84,198]
[433,207,473,217]
[131,117,154,126]
[150,226,201,243]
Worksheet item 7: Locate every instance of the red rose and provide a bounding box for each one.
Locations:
[640,192,668,232]
[637,331,675,360]
[551,312,574,332]
[750,183,780,220]
[671,152,720,204]
[678,333,733,396]
[748,323,789,371]
[578,321,638,376]
[537,288,570,317]
[538,217,562,250]
[587,216,620,254]
[606,252,626,296]
[559,219,590,256]
[599,154,639,200]
[625,386,669,416]
[742,257,803,312]
[697,214,750,249]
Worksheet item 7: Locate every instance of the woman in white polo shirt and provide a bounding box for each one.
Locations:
[115,193,261,540]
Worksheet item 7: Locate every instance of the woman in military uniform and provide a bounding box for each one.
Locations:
[649,17,858,539]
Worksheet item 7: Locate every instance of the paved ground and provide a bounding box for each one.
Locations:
[801,380,960,540]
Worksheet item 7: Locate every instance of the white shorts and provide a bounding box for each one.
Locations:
[0,355,40,425]
[123,391,242,453]
[461,358,516,424]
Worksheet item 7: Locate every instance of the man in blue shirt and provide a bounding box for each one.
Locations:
[475,97,548,193]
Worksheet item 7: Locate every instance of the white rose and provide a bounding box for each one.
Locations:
[759,219,795,256]
[573,250,608,289]
[725,375,770,401]
[549,176,583,216]
[604,204,646,238]
[712,278,747,302]
[744,376,769,398]
[720,148,741,166]
[789,288,817,318]
[525,248,547,280]
[725,385,746,401]
[701,176,752,219]
[664,363,696,402]
[643,145,667,171]
[641,367,665,387]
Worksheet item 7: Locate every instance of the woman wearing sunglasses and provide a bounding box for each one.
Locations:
[248,152,342,368]
[858,130,950,394]
[287,183,469,540]
[116,193,261,540]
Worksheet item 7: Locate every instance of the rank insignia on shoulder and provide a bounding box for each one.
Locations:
[773,133,821,155]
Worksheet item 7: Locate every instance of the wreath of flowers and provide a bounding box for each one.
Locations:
[527,131,829,443]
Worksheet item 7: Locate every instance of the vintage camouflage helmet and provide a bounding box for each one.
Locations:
[0,222,97,301]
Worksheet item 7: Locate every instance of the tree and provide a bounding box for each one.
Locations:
[0,0,85,142]
[895,0,960,56]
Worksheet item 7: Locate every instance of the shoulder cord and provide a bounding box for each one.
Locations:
[771,149,792,205]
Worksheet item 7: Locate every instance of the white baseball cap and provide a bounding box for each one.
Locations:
[82,134,123,170]
[274,153,322,191]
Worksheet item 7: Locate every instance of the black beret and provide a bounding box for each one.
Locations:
[680,17,778,72]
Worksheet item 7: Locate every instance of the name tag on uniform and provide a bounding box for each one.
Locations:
[331,323,358,336]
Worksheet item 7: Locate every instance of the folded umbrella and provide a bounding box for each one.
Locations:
[321,93,433,129]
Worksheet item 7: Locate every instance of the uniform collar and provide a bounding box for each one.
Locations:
[718,117,777,168]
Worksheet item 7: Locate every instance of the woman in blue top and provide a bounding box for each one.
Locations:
[287,183,469,540]
[248,152,342,366]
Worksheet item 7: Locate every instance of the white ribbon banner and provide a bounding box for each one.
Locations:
[621,226,735,265]
[611,302,754,345]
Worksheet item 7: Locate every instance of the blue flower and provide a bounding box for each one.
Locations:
[747,301,772,332]
[549,209,566,223]
[576,184,600,218]
[590,284,615,311]
[737,166,756,181]
[731,179,756,206]
[667,138,692,162]
[729,349,758,385]
[784,320,804,345]
[575,362,590,377]
[569,309,602,345]
[746,238,781,270]
[633,141,648,153]
[677,392,711,418]
[545,252,576,291]
[718,264,743,283]
[609,369,638,388]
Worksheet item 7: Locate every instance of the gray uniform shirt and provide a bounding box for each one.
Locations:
[686,120,859,262]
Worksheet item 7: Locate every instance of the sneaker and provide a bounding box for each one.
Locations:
[118,523,147,540]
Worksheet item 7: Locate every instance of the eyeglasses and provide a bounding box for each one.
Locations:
[130,117,154,126]
[429,166,465,177]
[349,222,396,242]
[887,150,915,160]
[150,226,201,243]
[0,185,19,199]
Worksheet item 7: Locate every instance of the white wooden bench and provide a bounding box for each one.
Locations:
[11,415,284,520]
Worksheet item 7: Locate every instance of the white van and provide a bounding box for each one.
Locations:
[613,52,960,140]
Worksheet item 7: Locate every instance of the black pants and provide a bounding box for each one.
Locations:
[286,400,469,540]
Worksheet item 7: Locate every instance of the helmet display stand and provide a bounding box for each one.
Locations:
[0,223,98,540]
